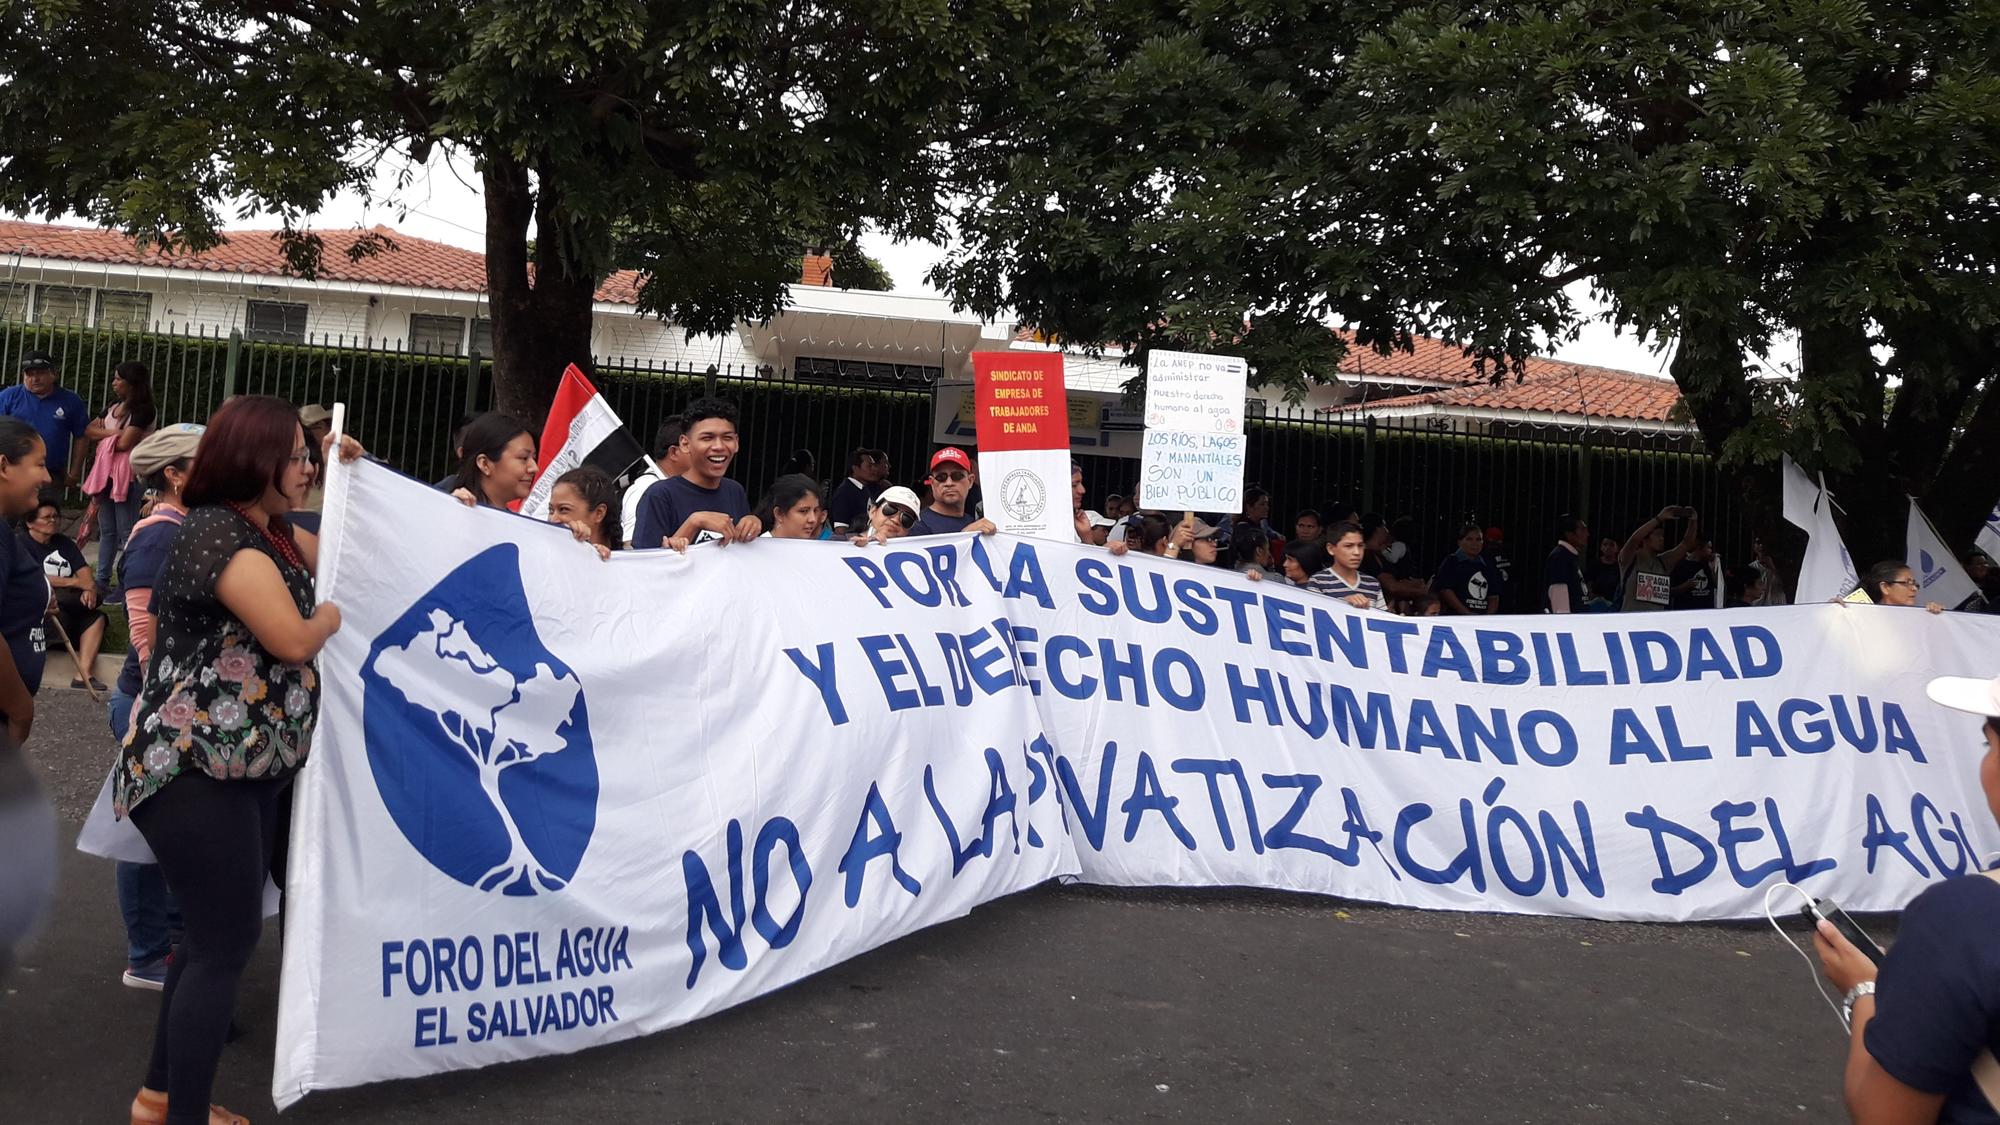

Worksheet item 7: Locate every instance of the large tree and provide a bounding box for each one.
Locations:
[940,0,2000,557]
[0,0,1041,421]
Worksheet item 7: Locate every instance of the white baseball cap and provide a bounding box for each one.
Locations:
[875,486,922,517]
[1926,674,2000,719]
[1082,510,1115,529]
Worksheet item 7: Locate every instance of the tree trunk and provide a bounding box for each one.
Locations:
[483,156,599,428]
[1924,375,2000,548]
[1796,321,1907,569]
[1669,311,1804,576]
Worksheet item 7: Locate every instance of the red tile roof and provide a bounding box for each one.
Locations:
[1334,332,1496,386]
[0,220,646,305]
[1322,361,1682,423]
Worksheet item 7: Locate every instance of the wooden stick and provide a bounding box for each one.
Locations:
[46,608,103,703]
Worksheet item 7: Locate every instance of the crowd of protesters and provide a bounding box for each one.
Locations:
[1,346,1997,1123]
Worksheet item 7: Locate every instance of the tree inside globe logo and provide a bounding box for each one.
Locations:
[1000,469,1047,521]
[361,544,597,896]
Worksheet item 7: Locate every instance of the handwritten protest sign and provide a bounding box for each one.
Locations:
[1139,350,1247,510]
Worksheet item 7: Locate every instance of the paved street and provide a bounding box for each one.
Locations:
[5,687,1856,1124]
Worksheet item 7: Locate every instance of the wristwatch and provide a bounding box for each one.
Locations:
[1842,980,1876,1021]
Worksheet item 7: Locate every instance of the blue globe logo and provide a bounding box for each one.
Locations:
[361,544,597,896]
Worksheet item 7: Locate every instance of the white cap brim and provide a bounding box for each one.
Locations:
[1926,675,2000,719]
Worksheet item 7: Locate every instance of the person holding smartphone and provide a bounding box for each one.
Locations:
[1812,671,2000,1123]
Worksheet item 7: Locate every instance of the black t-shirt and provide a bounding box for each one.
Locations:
[1864,875,2000,1124]
[1486,549,1513,607]
[1670,558,1716,610]
[22,532,87,581]
[826,478,884,532]
[911,507,979,536]
[1587,558,1622,602]
[1431,552,1500,614]
[631,475,751,549]
[0,530,49,714]
[1545,544,1586,612]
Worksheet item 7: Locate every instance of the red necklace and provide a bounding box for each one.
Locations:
[228,502,305,572]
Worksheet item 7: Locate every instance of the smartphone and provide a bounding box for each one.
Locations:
[1801,898,1885,966]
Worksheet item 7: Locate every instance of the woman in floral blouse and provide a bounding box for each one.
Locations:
[117,395,359,1125]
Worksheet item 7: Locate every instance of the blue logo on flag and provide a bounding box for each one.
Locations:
[361,544,597,896]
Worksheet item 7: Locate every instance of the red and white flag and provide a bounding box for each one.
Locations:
[520,364,650,518]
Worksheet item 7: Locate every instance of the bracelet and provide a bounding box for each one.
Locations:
[1842,980,1876,1022]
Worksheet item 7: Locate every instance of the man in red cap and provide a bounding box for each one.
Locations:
[911,447,996,536]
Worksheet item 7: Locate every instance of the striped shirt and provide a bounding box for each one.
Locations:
[1308,568,1386,610]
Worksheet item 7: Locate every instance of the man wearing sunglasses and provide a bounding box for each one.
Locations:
[910,448,996,537]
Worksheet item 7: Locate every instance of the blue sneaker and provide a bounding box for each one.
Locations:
[122,954,169,990]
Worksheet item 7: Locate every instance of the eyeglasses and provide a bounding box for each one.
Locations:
[883,504,917,529]
[931,470,969,483]
[286,450,313,466]
[1885,578,1919,588]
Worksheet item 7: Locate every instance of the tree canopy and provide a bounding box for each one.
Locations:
[0,0,1047,418]
[940,0,2000,552]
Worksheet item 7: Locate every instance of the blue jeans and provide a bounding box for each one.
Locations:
[95,493,142,596]
[110,687,180,965]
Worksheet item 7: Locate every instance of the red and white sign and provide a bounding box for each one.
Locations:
[972,352,1073,540]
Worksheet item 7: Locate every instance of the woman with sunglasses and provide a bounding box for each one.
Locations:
[853,486,924,546]
[1859,560,1946,614]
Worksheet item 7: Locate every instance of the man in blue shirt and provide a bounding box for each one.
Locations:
[630,397,761,549]
[910,447,996,537]
[0,352,90,487]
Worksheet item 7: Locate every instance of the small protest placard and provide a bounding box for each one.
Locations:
[1138,350,1247,511]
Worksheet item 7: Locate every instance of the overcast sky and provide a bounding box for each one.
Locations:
[55,146,1709,376]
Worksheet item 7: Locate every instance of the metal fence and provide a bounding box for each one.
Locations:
[0,319,1750,611]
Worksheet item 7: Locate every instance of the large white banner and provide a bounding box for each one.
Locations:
[277,459,2000,1104]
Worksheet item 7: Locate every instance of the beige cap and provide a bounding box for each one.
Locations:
[130,423,205,478]
[298,405,332,428]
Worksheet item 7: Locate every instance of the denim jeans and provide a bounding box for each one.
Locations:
[110,687,180,965]
[95,493,143,596]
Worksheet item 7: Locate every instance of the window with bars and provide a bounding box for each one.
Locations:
[245,300,308,342]
[0,283,27,323]
[95,290,153,332]
[34,285,90,326]
[410,314,466,355]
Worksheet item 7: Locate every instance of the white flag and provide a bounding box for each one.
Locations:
[1908,499,1985,610]
[1780,455,1859,602]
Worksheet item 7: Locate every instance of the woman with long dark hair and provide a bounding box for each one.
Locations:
[760,473,827,539]
[115,395,357,1125]
[0,418,53,743]
[83,361,158,598]
[448,413,537,510]
[546,466,621,555]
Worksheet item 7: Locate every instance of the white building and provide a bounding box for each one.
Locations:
[0,220,1691,438]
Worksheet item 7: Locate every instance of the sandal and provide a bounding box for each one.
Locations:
[129,1088,250,1125]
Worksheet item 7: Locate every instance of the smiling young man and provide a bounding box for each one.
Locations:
[630,398,761,549]
[909,448,996,536]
